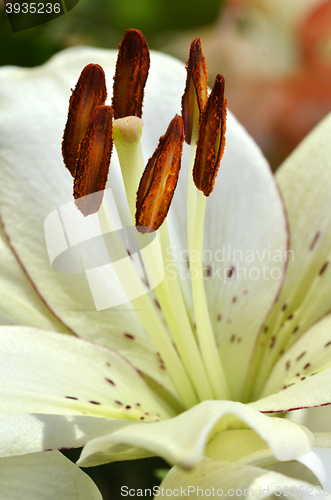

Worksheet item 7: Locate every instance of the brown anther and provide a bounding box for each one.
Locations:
[74,105,113,216]
[136,115,184,234]
[62,64,107,177]
[112,29,150,120]
[193,74,227,196]
[181,38,208,144]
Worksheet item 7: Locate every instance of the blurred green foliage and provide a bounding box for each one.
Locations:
[0,0,225,68]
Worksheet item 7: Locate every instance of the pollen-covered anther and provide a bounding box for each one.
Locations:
[112,29,150,120]
[135,114,184,234]
[62,64,107,177]
[193,74,227,196]
[74,105,113,216]
[181,37,208,144]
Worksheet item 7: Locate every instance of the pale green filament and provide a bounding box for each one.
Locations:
[111,115,231,406]
[159,222,214,400]
[112,118,205,400]
[190,191,230,400]
[98,202,198,409]
[186,104,199,254]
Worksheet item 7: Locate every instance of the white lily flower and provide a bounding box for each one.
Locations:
[1,30,331,494]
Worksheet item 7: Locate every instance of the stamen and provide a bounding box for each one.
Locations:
[112,29,150,120]
[181,38,208,145]
[136,115,184,234]
[74,105,113,216]
[62,64,107,177]
[193,74,227,196]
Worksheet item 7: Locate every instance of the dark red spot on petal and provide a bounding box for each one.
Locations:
[124,333,135,340]
[296,352,306,361]
[319,261,329,275]
[105,378,115,386]
[227,266,234,279]
[310,231,321,250]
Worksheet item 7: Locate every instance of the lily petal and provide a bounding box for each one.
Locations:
[298,433,331,490]
[206,427,331,489]
[262,313,331,398]
[0,46,186,398]
[0,226,68,331]
[0,413,148,459]
[0,450,102,500]
[159,457,320,499]
[251,113,331,398]
[251,370,331,413]
[0,326,174,419]
[77,400,313,467]
[276,112,331,334]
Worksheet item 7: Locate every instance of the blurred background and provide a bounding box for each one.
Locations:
[1,0,331,497]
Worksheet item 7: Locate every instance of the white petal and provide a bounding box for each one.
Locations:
[77,400,313,467]
[205,428,272,465]
[0,450,102,500]
[251,368,331,413]
[206,427,331,490]
[159,458,320,499]
[168,112,288,401]
[0,413,149,460]
[0,225,68,331]
[0,326,173,420]
[289,404,331,432]
[298,434,331,490]
[0,47,186,397]
[276,113,331,334]
[252,113,331,399]
[262,313,331,397]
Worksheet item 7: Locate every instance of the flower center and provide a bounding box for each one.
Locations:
[62,30,229,410]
